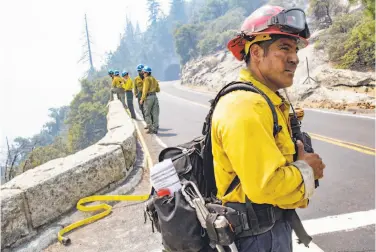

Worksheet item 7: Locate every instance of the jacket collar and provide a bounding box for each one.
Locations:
[238,68,284,106]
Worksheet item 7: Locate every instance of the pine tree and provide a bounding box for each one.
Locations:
[125,16,135,45]
[79,14,95,79]
[147,0,161,27]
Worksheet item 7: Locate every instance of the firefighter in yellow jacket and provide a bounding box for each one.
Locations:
[111,70,125,106]
[211,5,326,251]
[140,66,160,134]
[122,71,136,119]
[134,64,145,119]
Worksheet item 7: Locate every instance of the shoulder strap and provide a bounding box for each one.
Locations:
[202,81,282,197]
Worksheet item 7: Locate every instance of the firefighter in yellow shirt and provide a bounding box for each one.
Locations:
[140,66,160,134]
[122,71,136,119]
[211,5,325,251]
[134,64,145,119]
[111,70,125,107]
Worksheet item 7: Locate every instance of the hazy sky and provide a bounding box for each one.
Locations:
[0,0,170,149]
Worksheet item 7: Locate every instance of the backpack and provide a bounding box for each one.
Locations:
[144,81,282,252]
[158,81,280,198]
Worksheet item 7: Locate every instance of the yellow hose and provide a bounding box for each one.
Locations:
[58,105,154,245]
[57,194,151,245]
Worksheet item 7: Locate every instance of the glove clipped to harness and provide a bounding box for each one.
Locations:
[205,204,237,247]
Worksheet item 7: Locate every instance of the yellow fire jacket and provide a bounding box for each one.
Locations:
[122,77,133,91]
[141,76,160,102]
[112,76,124,89]
[211,68,315,209]
[134,76,144,94]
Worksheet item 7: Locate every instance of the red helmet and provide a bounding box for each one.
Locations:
[227,5,311,61]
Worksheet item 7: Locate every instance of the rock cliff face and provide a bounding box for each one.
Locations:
[181,32,375,112]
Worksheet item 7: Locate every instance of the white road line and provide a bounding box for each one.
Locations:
[161,91,210,109]
[172,81,216,96]
[167,82,375,120]
[134,111,147,126]
[305,108,375,120]
[155,136,168,148]
[301,209,376,236]
[293,209,376,251]
[134,110,168,149]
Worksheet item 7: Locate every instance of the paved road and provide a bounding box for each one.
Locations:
[153,80,375,252]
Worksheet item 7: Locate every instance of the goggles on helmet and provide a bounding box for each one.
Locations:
[250,8,310,39]
[227,6,311,61]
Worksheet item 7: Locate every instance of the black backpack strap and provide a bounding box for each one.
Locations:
[202,81,282,197]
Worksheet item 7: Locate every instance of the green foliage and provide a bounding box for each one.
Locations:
[198,0,230,22]
[102,0,187,81]
[309,0,335,28]
[315,12,361,52]
[173,0,265,64]
[339,18,375,69]
[185,0,206,23]
[170,0,188,24]
[66,77,109,152]
[308,0,350,29]
[174,7,246,64]
[19,137,71,171]
[3,105,71,180]
[349,0,375,19]
[174,24,200,64]
[5,106,69,166]
[4,76,111,178]
[316,11,375,70]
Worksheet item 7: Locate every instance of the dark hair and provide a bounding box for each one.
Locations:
[245,34,298,66]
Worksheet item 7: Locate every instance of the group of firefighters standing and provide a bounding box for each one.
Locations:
[108,64,160,134]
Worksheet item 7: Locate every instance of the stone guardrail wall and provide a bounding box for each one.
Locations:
[1,98,137,250]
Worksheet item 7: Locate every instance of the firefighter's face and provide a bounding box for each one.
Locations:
[254,37,299,90]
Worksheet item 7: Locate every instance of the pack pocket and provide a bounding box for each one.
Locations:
[153,190,210,252]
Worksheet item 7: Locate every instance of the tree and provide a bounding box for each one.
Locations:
[199,0,230,22]
[20,136,70,171]
[66,78,109,152]
[147,0,161,27]
[229,0,265,15]
[174,24,199,64]
[4,137,25,181]
[43,106,69,137]
[339,17,375,69]
[349,0,375,19]
[135,22,142,37]
[170,0,188,24]
[186,0,206,23]
[124,16,135,46]
[309,0,333,28]
[79,14,95,80]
